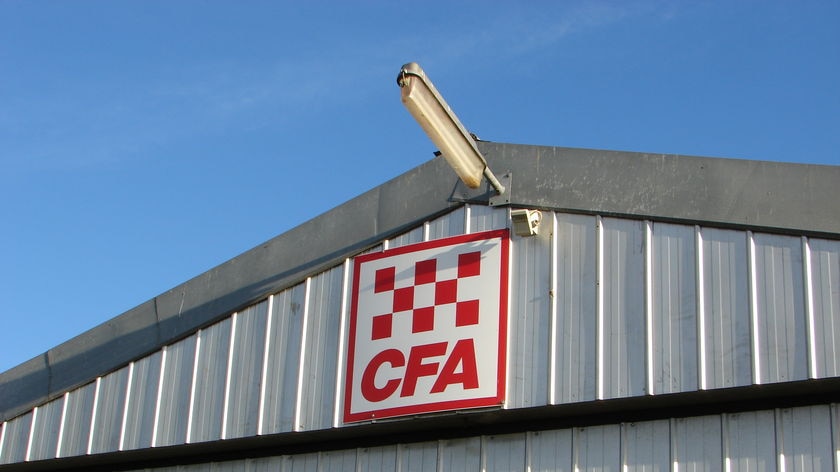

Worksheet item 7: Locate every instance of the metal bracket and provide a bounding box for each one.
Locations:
[488,173,512,206]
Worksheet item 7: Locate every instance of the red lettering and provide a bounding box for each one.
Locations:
[400,342,447,397]
[361,349,404,402]
[360,339,480,403]
[431,338,479,393]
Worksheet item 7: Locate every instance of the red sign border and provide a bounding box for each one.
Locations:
[343,229,509,423]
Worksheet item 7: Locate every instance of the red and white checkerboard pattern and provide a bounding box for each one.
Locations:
[369,250,482,342]
[344,229,509,423]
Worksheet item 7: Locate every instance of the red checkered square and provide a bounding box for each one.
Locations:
[393,286,414,312]
[456,300,480,326]
[412,306,435,333]
[414,259,437,285]
[434,279,457,305]
[371,313,392,340]
[458,251,481,278]
[375,267,395,293]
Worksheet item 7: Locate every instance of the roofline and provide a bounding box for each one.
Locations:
[480,142,840,237]
[2,142,837,421]
[4,378,839,471]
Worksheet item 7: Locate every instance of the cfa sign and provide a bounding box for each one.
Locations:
[343,229,509,423]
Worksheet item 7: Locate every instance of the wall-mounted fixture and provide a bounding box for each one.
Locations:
[397,62,506,196]
[511,209,542,237]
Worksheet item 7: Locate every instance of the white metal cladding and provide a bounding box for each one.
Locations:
[225,301,269,439]
[260,284,305,435]
[810,238,840,378]
[700,227,752,389]
[297,265,345,431]
[187,318,231,443]
[649,223,698,395]
[89,364,128,454]
[2,205,840,465]
[0,411,31,464]
[57,379,94,457]
[154,334,197,447]
[599,217,647,399]
[752,233,809,384]
[552,213,597,404]
[120,405,839,471]
[25,392,62,460]
[121,351,162,450]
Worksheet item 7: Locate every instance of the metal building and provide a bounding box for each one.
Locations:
[1,141,838,471]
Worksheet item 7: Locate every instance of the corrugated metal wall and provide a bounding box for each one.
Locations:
[2,205,839,465]
[119,404,839,471]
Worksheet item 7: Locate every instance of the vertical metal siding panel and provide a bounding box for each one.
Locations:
[287,452,319,472]
[527,429,573,472]
[298,265,344,431]
[0,412,31,464]
[205,462,233,472]
[361,244,385,256]
[87,378,100,455]
[261,283,306,434]
[439,437,481,471]
[27,396,63,461]
[600,217,646,399]
[358,445,398,472]
[776,405,833,472]
[833,403,840,471]
[574,424,621,472]
[507,222,552,408]
[752,233,809,383]
[622,420,670,472]
[468,205,508,232]
[397,441,438,472]
[57,381,95,457]
[671,415,722,472]
[90,365,129,454]
[427,207,466,240]
[250,455,290,471]
[701,228,752,389]
[724,410,776,472]
[808,238,840,378]
[122,351,162,450]
[389,227,424,249]
[483,433,527,472]
[226,300,269,439]
[319,449,357,471]
[553,213,598,404]
[189,318,231,443]
[154,334,197,447]
[650,223,698,395]
[331,259,351,429]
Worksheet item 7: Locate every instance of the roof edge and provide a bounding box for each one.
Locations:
[479,142,840,237]
[2,142,837,421]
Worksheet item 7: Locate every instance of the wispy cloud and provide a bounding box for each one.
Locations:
[404,1,684,67]
[2,1,673,177]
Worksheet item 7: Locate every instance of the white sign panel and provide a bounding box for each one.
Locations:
[344,229,509,423]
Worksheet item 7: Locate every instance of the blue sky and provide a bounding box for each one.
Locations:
[1,1,838,374]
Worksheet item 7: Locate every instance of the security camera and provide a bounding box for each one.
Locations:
[510,209,542,237]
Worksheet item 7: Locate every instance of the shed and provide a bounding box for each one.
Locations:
[1,141,838,471]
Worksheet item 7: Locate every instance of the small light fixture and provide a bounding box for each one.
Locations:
[398,62,505,195]
[511,209,542,237]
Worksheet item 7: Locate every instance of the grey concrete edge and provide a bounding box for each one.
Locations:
[479,142,840,239]
[478,141,840,237]
[2,142,838,422]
